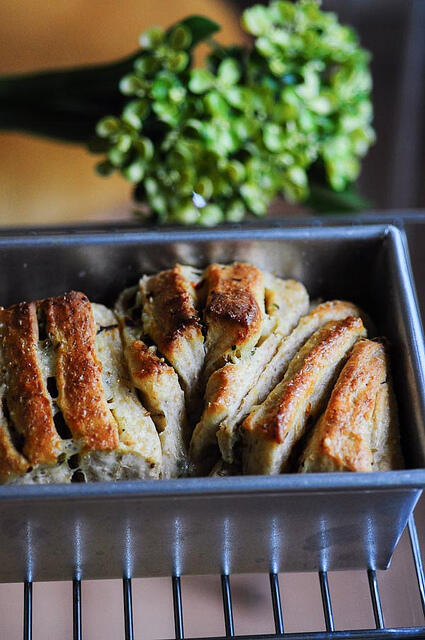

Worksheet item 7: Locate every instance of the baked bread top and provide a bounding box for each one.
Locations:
[0,262,403,483]
[0,291,162,484]
[300,339,403,472]
[242,316,366,474]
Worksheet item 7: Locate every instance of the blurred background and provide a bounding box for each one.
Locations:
[0,0,424,226]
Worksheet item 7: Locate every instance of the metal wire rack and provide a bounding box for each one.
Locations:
[14,514,424,640]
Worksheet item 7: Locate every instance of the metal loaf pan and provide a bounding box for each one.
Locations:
[0,223,424,583]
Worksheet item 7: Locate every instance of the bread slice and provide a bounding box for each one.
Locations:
[0,301,63,465]
[80,303,162,481]
[299,339,389,472]
[115,288,188,478]
[44,292,120,455]
[202,263,266,380]
[140,265,205,414]
[0,399,30,482]
[217,300,361,464]
[190,276,309,468]
[0,301,71,484]
[0,291,162,483]
[371,377,403,470]
[242,316,366,474]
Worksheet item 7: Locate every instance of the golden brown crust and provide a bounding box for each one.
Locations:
[140,265,205,414]
[126,340,171,380]
[44,291,119,452]
[204,263,265,376]
[248,317,366,444]
[141,264,203,356]
[300,339,387,472]
[2,302,61,464]
[206,263,263,330]
[242,316,366,475]
[214,299,361,465]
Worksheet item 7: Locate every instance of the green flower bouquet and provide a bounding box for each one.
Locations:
[0,1,375,225]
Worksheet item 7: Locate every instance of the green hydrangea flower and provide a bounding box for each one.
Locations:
[94,0,375,224]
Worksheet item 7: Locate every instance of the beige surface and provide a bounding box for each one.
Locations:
[0,1,243,226]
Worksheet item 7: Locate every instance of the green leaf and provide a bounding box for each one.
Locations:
[169,85,186,103]
[151,74,173,101]
[288,166,307,187]
[217,59,240,87]
[255,36,278,58]
[199,204,224,226]
[194,176,213,199]
[226,160,245,183]
[122,160,145,183]
[178,167,196,194]
[189,69,215,94]
[134,137,154,161]
[309,95,333,115]
[240,183,270,216]
[269,28,291,47]
[178,15,220,48]
[204,91,229,116]
[242,6,271,36]
[139,26,164,50]
[298,109,316,133]
[116,133,132,152]
[206,124,239,154]
[233,116,257,140]
[269,1,296,23]
[263,123,286,153]
[119,74,147,97]
[152,101,180,126]
[108,147,128,167]
[149,193,167,215]
[166,51,189,73]
[95,116,121,138]
[182,118,203,136]
[134,56,159,75]
[144,177,158,196]
[225,200,246,222]
[222,86,246,110]
[269,57,289,76]
[122,99,149,129]
[168,24,192,50]
[172,202,200,224]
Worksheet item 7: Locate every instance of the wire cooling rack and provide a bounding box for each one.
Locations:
[15,514,425,640]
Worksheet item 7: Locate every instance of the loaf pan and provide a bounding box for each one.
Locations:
[0,223,424,582]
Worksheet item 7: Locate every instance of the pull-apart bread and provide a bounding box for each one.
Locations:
[0,261,403,484]
[140,264,205,415]
[242,316,366,474]
[216,299,360,464]
[190,271,309,468]
[0,292,162,484]
[299,339,403,472]
[202,263,266,379]
[115,283,189,479]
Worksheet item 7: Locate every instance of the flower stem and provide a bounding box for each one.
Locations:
[0,53,138,142]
